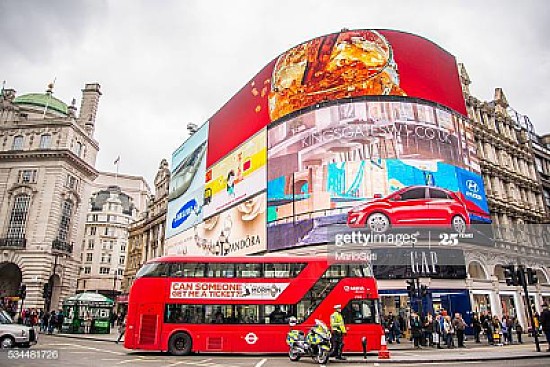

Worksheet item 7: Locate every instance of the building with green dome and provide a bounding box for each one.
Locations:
[0,83,101,312]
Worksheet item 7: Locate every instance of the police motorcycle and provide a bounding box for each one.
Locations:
[286,317,332,364]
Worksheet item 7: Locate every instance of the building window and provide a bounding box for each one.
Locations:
[117,269,124,276]
[86,253,93,262]
[119,256,125,265]
[6,194,30,239]
[84,267,91,275]
[544,190,550,207]
[74,142,83,156]
[536,157,544,173]
[89,226,96,235]
[12,135,23,150]
[99,267,110,275]
[87,239,94,249]
[18,169,37,184]
[39,134,51,149]
[65,174,78,190]
[57,200,73,242]
[92,214,98,222]
[107,254,112,264]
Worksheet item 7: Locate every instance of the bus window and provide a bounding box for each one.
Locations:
[348,264,373,277]
[323,264,347,278]
[235,263,262,278]
[205,305,233,323]
[264,263,305,278]
[170,263,206,277]
[343,300,377,324]
[165,304,205,323]
[135,262,170,278]
[234,305,260,323]
[207,264,235,278]
[264,305,290,324]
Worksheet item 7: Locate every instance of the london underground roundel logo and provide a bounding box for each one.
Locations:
[245,332,258,344]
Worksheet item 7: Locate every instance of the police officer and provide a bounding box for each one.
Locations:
[330,304,347,360]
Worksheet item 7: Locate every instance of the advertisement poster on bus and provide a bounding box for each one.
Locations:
[169,281,289,300]
[207,29,467,167]
[165,192,267,257]
[266,100,491,252]
[166,123,208,238]
[203,129,266,219]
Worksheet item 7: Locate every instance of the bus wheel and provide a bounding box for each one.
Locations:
[168,332,192,356]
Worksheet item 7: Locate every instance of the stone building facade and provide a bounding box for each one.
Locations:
[0,83,101,312]
[458,64,550,327]
[76,172,149,299]
[122,159,170,295]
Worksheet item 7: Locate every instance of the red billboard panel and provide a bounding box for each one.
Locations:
[206,29,466,168]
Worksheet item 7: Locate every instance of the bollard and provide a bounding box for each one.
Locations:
[362,336,368,359]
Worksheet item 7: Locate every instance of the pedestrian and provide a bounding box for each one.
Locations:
[84,311,92,334]
[501,316,509,345]
[424,313,434,347]
[391,315,401,344]
[483,312,494,345]
[330,304,347,360]
[48,311,56,335]
[410,312,423,349]
[540,303,550,352]
[443,315,455,348]
[452,313,466,348]
[111,312,117,328]
[56,309,64,333]
[115,316,126,344]
[472,313,482,343]
[492,315,503,346]
[41,311,49,333]
[513,317,523,344]
[433,314,443,349]
[505,316,514,344]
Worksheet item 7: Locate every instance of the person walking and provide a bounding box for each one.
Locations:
[410,312,423,349]
[391,315,401,344]
[56,309,64,333]
[41,311,49,333]
[330,304,347,360]
[453,313,466,348]
[443,316,455,348]
[115,316,126,344]
[472,314,482,343]
[540,303,550,352]
[513,317,523,344]
[47,311,56,335]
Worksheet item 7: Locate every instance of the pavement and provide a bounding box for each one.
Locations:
[40,330,550,363]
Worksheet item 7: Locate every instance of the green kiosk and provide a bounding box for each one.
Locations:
[62,293,114,334]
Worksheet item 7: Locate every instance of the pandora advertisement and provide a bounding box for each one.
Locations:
[166,122,208,238]
[164,192,267,257]
[207,29,466,167]
[266,100,491,251]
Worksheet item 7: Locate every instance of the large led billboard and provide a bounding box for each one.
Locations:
[164,192,267,256]
[207,29,467,167]
[166,123,208,238]
[266,100,490,251]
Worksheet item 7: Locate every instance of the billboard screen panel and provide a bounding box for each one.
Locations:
[266,100,490,251]
[203,129,266,219]
[164,192,267,257]
[207,29,466,167]
[166,122,208,238]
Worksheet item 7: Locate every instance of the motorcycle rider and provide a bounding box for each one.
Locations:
[330,304,347,360]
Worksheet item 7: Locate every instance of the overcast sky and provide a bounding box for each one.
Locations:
[2,0,549,188]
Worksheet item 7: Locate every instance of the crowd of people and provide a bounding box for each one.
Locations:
[382,303,550,351]
[17,308,65,334]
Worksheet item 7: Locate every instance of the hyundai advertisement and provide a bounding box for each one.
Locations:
[266,100,491,251]
[166,122,208,238]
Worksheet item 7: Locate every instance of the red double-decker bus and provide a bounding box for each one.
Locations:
[124,256,383,355]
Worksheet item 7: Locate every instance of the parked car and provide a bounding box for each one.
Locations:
[347,185,470,233]
[0,309,37,349]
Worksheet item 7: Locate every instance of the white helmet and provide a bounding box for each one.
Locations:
[289,316,297,327]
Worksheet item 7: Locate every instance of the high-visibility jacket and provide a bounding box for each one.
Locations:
[330,311,346,334]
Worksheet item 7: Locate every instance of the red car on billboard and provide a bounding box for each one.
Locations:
[347,186,470,233]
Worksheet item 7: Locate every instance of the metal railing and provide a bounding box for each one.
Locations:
[0,237,26,249]
[52,239,74,254]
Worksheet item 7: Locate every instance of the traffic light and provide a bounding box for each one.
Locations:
[406,279,416,298]
[503,265,518,286]
[18,284,26,300]
[42,283,51,299]
[526,268,538,285]
[420,285,429,297]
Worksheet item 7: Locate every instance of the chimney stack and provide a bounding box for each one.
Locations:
[78,83,101,136]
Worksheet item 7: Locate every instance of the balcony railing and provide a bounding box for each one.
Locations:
[0,237,27,249]
[52,239,74,254]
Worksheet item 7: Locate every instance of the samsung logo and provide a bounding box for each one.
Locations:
[172,199,198,229]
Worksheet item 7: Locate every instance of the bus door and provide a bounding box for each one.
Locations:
[136,303,162,349]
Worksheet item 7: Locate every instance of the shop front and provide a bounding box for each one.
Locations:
[471,291,493,314]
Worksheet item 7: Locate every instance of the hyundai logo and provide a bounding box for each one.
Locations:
[466,180,479,193]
